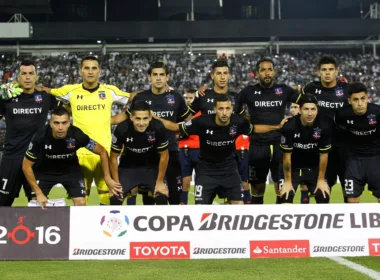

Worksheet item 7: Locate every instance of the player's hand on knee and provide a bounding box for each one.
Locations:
[280,181,295,201]
[36,193,48,209]
[1,83,23,100]
[315,179,330,199]
[154,181,169,197]
[106,178,123,197]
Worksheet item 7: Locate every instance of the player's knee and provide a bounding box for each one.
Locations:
[73,198,86,206]
[110,195,123,205]
[155,193,168,205]
[182,176,192,191]
[230,200,244,205]
[347,197,360,203]
[130,187,138,196]
[251,183,266,196]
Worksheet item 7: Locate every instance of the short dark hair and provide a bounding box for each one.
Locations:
[256,58,275,72]
[186,88,197,94]
[51,106,70,118]
[298,93,318,108]
[18,60,37,74]
[130,100,151,116]
[348,82,367,97]
[214,94,232,107]
[80,56,100,68]
[211,59,229,72]
[318,56,338,69]
[148,61,169,75]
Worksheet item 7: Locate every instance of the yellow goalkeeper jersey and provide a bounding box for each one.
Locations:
[51,83,130,151]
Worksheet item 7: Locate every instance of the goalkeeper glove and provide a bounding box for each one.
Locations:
[0,83,23,100]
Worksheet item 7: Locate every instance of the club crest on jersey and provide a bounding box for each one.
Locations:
[313,128,321,139]
[274,88,283,95]
[335,88,344,97]
[34,94,43,103]
[146,131,156,143]
[166,94,175,105]
[98,91,106,100]
[66,138,76,149]
[368,114,377,125]
[229,125,237,137]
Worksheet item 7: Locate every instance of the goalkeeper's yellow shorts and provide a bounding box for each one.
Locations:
[77,148,110,205]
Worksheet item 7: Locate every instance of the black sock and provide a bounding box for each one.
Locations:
[251,196,264,204]
[275,196,281,204]
[243,190,251,204]
[142,194,155,205]
[180,191,189,205]
[126,196,137,205]
[110,196,123,205]
[300,190,310,204]
[155,194,168,205]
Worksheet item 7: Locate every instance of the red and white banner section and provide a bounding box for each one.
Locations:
[0,207,70,260]
[69,204,380,260]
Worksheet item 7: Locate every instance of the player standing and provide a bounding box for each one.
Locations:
[156,94,288,204]
[110,101,169,205]
[302,56,349,202]
[191,59,251,203]
[34,56,130,205]
[178,89,200,204]
[0,61,58,206]
[234,58,302,204]
[119,62,191,205]
[279,94,331,203]
[22,107,119,208]
[335,83,380,203]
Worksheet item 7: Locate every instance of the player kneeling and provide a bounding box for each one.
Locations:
[22,107,119,208]
[110,100,169,205]
[279,94,331,203]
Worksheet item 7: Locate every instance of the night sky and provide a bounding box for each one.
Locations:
[0,0,372,22]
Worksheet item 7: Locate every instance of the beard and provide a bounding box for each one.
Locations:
[259,77,273,87]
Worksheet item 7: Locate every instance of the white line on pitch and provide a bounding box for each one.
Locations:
[328,257,380,280]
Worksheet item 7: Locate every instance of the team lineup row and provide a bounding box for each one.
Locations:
[0,56,378,208]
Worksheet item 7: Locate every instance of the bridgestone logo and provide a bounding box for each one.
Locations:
[313,246,365,253]
[193,248,246,255]
[72,248,126,256]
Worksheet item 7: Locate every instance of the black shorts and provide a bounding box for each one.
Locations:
[236,149,249,182]
[249,144,281,184]
[278,167,319,198]
[194,161,243,204]
[344,157,380,198]
[119,166,158,195]
[325,145,347,188]
[36,172,86,198]
[179,148,199,177]
[0,156,32,199]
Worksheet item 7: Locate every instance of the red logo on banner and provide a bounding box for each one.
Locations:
[368,239,380,256]
[250,240,310,258]
[130,242,190,260]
